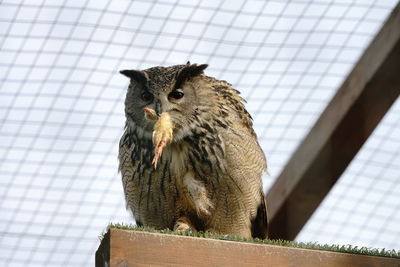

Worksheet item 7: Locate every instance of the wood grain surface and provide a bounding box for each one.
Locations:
[95,229,400,267]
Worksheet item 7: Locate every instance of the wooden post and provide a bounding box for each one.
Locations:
[266,3,400,240]
[95,229,400,267]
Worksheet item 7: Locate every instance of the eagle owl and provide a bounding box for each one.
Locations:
[119,62,268,239]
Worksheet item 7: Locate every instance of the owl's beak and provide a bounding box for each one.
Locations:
[155,101,162,116]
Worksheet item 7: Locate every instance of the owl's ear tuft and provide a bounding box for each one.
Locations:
[175,64,208,89]
[120,70,147,85]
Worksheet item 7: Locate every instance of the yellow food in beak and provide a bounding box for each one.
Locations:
[149,111,173,168]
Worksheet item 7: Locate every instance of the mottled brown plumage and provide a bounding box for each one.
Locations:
[119,62,268,238]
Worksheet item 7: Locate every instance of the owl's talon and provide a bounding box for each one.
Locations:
[173,216,195,232]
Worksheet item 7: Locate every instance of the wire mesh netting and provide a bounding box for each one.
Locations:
[297,99,400,249]
[0,0,399,266]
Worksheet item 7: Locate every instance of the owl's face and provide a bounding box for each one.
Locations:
[121,63,208,141]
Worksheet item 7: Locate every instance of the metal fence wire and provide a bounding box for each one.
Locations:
[0,0,399,266]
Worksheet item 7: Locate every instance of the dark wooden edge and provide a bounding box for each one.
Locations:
[95,229,399,267]
[266,3,400,239]
[95,230,110,267]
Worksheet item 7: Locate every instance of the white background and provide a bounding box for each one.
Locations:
[0,0,399,266]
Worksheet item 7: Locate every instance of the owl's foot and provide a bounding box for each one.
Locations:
[152,112,173,168]
[173,216,195,233]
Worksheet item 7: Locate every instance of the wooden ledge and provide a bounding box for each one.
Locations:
[96,228,399,267]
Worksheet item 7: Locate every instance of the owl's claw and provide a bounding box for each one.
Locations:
[173,216,195,232]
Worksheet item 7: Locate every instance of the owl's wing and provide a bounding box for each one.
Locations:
[251,191,268,239]
[118,132,136,209]
[224,126,268,239]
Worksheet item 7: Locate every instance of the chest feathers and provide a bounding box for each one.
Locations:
[167,143,214,217]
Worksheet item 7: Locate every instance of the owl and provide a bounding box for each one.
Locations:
[118,62,268,239]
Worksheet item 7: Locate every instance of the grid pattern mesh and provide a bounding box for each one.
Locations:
[0,0,399,266]
[297,100,400,250]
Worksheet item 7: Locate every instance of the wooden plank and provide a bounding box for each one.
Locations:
[95,228,110,267]
[266,3,400,240]
[95,229,400,267]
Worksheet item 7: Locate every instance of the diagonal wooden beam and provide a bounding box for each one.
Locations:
[266,3,400,240]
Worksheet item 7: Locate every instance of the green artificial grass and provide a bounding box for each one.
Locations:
[100,222,400,259]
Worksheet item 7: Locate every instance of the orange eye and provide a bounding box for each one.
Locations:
[141,91,153,102]
[168,91,184,101]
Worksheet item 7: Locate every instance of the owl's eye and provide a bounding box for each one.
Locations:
[168,90,184,101]
[141,91,154,102]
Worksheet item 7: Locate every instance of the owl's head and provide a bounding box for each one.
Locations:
[120,62,209,140]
